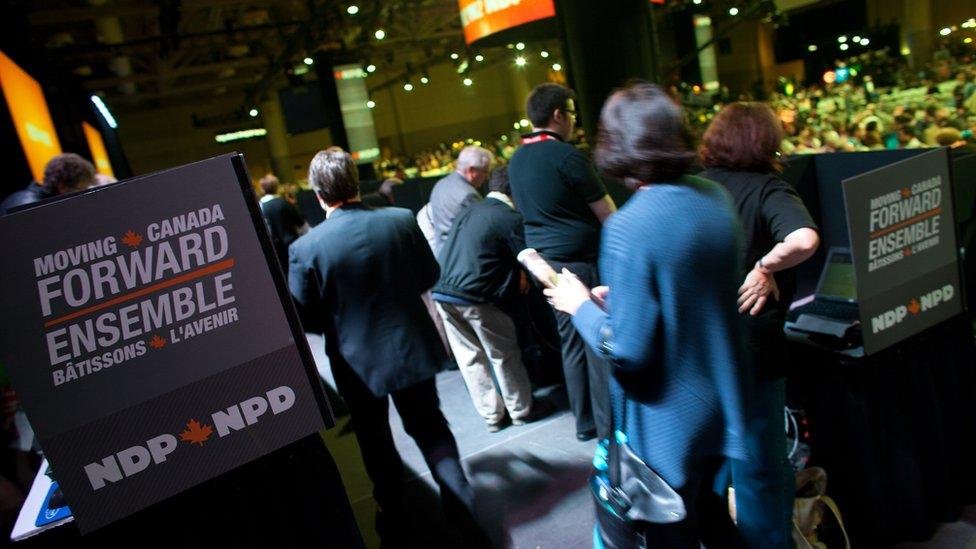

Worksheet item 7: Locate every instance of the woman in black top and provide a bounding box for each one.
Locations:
[700,102,820,548]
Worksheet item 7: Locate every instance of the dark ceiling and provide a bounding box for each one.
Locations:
[5,0,465,119]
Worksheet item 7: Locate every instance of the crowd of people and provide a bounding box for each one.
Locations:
[250,73,828,546]
[368,47,976,184]
[374,135,518,180]
[1,45,969,548]
[683,45,976,156]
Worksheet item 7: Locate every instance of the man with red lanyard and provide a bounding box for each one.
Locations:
[508,83,617,442]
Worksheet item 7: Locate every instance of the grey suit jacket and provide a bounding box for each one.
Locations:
[428,171,480,257]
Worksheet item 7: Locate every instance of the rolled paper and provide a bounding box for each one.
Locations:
[517,248,559,289]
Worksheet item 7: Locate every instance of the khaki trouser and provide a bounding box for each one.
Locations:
[435,301,533,425]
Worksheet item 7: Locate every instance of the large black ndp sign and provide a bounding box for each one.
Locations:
[843,147,964,355]
[0,154,332,533]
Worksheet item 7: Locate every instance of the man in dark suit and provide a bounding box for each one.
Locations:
[288,149,485,546]
[1,153,96,215]
[258,173,308,270]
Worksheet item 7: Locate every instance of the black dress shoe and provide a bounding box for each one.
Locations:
[576,429,597,441]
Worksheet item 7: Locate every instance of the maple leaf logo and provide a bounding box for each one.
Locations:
[180,419,214,446]
[901,188,912,198]
[907,299,921,315]
[149,335,166,349]
[121,230,143,248]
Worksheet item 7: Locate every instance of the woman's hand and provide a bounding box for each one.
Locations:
[543,268,592,315]
[737,268,780,316]
[591,285,609,311]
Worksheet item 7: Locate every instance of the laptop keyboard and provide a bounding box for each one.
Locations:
[789,300,860,322]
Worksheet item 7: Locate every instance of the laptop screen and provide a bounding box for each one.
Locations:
[817,249,857,302]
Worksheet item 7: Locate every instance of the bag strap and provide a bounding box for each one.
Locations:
[792,520,816,549]
[820,496,851,549]
[792,495,851,549]
[608,400,626,487]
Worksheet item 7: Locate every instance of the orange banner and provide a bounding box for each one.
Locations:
[0,50,62,182]
[82,121,114,177]
[458,0,556,45]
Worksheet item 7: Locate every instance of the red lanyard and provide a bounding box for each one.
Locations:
[521,132,561,145]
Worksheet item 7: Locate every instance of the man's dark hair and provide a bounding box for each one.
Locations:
[526,83,575,127]
[487,166,510,195]
[308,149,359,203]
[595,82,694,183]
[43,153,95,193]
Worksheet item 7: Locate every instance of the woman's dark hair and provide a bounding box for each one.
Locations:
[595,82,695,183]
[526,83,575,127]
[699,102,784,174]
[308,148,359,203]
[487,166,511,195]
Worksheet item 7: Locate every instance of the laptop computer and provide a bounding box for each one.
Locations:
[787,247,859,323]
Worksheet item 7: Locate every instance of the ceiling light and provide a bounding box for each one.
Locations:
[249,108,259,117]
[462,77,473,86]
[860,38,870,45]
[346,5,359,15]
[403,82,414,91]
[515,42,525,50]
[374,29,386,40]
[838,35,847,43]
[366,64,376,73]
[808,44,818,52]
[515,56,526,66]
[840,43,849,51]
[420,75,429,84]
[729,7,739,16]
[475,54,484,62]
[90,95,117,129]
[940,27,952,36]
[215,128,266,143]
[540,50,550,58]
[303,57,313,65]
[551,63,562,71]
[450,52,459,60]
[366,100,375,108]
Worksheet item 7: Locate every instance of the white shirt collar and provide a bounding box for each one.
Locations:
[486,191,514,209]
[259,194,275,204]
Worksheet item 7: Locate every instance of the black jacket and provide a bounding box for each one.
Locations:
[288,203,445,396]
[260,195,305,268]
[433,196,525,304]
[0,182,55,215]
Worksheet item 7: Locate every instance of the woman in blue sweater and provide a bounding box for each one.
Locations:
[546,82,751,547]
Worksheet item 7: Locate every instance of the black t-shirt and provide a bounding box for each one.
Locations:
[701,168,818,379]
[508,131,608,263]
[701,168,818,310]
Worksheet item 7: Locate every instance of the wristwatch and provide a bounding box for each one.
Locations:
[756,257,772,274]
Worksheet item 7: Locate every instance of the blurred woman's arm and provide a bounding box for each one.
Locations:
[546,227,659,372]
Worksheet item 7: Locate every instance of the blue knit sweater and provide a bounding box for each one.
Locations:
[573,175,751,489]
